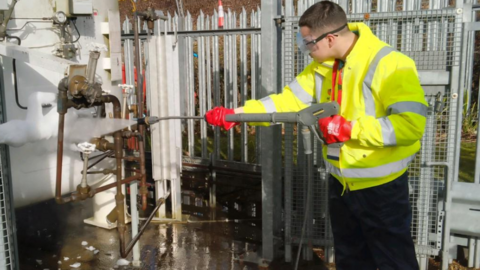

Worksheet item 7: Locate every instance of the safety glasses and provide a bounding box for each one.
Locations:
[296,24,348,54]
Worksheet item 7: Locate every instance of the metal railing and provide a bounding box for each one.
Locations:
[119,1,480,269]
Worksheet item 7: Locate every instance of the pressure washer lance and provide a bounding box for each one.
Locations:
[226,101,340,270]
[136,115,204,126]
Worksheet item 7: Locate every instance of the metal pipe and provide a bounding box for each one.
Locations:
[55,78,75,204]
[93,174,142,195]
[133,11,148,211]
[122,198,165,257]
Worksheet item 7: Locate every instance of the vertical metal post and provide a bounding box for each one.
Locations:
[442,3,468,270]
[210,11,220,213]
[177,11,187,120]
[198,11,208,159]
[240,8,248,163]
[257,8,262,164]
[232,11,238,161]
[284,0,294,263]
[213,10,221,161]
[186,12,195,157]
[261,0,283,262]
[206,15,212,112]
[223,11,231,160]
[251,9,262,164]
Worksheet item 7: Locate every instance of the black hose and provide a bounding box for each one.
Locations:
[70,19,81,43]
[6,35,27,110]
[294,153,314,270]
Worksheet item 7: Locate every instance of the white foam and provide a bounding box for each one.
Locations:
[116,259,130,266]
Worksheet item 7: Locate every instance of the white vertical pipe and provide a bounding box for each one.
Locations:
[475,238,480,268]
[166,33,182,220]
[469,238,475,268]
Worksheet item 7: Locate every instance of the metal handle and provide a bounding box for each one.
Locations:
[225,101,340,125]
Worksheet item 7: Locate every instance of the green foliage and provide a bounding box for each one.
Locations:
[459,141,476,183]
[462,101,478,141]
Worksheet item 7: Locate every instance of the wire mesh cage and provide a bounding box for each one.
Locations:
[283,6,462,259]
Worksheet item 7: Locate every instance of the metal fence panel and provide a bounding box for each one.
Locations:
[157,9,263,164]
[283,3,463,267]
[120,1,468,268]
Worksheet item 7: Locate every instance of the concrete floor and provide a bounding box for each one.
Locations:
[15,199,329,270]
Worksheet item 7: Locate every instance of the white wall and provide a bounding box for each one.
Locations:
[1,0,121,207]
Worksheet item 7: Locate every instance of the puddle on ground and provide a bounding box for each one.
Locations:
[16,168,328,269]
[16,199,266,270]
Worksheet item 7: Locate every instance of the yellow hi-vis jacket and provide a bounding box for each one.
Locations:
[242,22,427,191]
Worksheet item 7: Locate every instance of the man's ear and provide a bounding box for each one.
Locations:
[327,34,336,48]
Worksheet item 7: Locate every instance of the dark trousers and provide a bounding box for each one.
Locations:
[329,172,419,270]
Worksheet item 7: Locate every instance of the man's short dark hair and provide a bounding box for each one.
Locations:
[299,1,348,33]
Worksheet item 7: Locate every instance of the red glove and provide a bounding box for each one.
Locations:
[318,115,352,144]
[205,106,239,130]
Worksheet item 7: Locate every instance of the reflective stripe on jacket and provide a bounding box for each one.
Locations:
[242,22,427,191]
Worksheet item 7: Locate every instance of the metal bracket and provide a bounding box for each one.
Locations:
[274,16,285,26]
[437,211,445,250]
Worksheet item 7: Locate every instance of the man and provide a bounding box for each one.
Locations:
[205,1,426,269]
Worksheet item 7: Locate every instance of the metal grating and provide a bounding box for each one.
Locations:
[0,154,14,269]
[0,67,17,269]
[283,7,461,260]
[409,95,450,256]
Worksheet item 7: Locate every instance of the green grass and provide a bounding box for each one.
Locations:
[459,141,476,183]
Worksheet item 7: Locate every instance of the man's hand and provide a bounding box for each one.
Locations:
[205,106,239,130]
[318,115,352,144]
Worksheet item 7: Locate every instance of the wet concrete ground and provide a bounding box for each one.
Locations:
[16,199,329,270]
